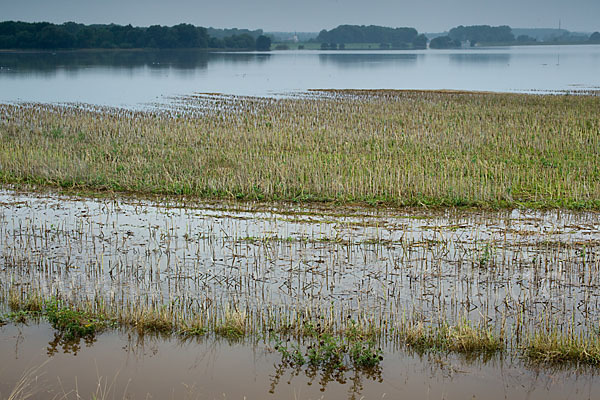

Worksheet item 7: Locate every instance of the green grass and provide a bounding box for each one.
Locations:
[45,300,106,340]
[273,319,383,372]
[524,330,600,366]
[399,320,504,355]
[0,90,599,209]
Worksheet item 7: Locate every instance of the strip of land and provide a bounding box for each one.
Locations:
[0,90,599,209]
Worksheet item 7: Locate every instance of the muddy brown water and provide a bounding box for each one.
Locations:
[1,323,598,400]
[1,188,600,399]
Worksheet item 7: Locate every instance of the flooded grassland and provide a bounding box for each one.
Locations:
[0,90,599,209]
[0,91,600,399]
[1,189,600,399]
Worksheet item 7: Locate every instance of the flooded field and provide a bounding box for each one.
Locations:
[1,323,599,400]
[1,188,600,398]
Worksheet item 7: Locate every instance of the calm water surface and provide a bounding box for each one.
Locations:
[1,323,598,400]
[0,45,599,106]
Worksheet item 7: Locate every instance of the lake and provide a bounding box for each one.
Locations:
[0,45,599,107]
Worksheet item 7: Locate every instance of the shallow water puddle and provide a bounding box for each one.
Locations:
[1,323,598,400]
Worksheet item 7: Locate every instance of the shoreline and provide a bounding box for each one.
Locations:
[0,41,599,54]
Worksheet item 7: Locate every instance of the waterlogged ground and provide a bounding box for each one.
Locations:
[1,323,599,400]
[1,188,600,398]
[1,188,599,334]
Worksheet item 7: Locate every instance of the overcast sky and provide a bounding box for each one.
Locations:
[2,0,599,33]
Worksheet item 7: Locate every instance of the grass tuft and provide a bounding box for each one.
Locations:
[215,308,247,339]
[524,330,600,366]
[400,320,504,355]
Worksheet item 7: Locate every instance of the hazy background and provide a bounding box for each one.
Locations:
[1,0,599,32]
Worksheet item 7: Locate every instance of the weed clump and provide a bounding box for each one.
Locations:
[524,331,600,366]
[400,321,504,355]
[273,319,383,373]
[117,307,174,335]
[45,300,105,340]
[215,308,247,339]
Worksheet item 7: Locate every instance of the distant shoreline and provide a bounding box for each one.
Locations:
[1,41,599,54]
[0,47,261,54]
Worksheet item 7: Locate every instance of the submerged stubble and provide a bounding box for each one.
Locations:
[1,189,599,365]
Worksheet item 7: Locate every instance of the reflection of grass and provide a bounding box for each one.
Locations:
[1,90,599,209]
[6,290,600,367]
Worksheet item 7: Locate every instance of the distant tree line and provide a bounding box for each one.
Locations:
[429,36,461,49]
[206,27,263,39]
[448,25,514,45]
[316,25,428,49]
[0,21,272,51]
[431,25,600,49]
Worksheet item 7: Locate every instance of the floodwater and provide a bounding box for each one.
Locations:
[0,45,599,106]
[1,189,600,398]
[1,189,599,333]
[1,323,599,400]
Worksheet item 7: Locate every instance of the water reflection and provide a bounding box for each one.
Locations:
[269,361,382,399]
[0,50,210,74]
[1,322,599,400]
[318,52,418,68]
[47,332,97,357]
[448,53,511,64]
[0,46,598,105]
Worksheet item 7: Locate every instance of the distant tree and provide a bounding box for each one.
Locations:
[412,34,428,49]
[206,27,263,39]
[320,42,329,50]
[448,25,514,45]
[224,33,255,49]
[338,43,345,50]
[38,25,75,49]
[274,44,289,50]
[429,36,461,49]
[209,36,224,48]
[329,42,337,50]
[0,21,210,50]
[316,24,419,45]
[256,35,271,51]
[379,42,390,49]
[172,23,206,48]
[590,32,600,42]
[517,35,536,43]
[391,41,409,49]
[298,44,304,50]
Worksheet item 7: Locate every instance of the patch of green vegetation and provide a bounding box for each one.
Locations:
[215,309,247,339]
[179,316,207,337]
[400,321,504,355]
[45,300,105,341]
[524,331,600,366]
[273,319,383,373]
[5,310,33,324]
